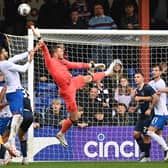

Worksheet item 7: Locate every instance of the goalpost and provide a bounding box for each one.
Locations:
[5,29,168,162]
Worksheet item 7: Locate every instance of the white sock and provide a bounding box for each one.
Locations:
[147,131,168,151]
[8,114,23,146]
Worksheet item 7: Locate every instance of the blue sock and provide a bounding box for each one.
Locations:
[20,140,27,157]
[0,144,6,159]
[144,143,151,157]
[135,137,144,152]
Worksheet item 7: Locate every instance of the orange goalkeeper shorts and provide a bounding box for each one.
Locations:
[59,75,85,113]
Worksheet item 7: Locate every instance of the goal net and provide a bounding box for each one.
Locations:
[5,29,168,162]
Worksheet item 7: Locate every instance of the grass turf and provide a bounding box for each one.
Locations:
[5,162,168,168]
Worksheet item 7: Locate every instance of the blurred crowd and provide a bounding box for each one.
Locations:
[0,0,168,36]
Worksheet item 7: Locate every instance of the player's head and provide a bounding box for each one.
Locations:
[134,71,144,85]
[0,46,8,60]
[152,64,162,79]
[51,44,64,59]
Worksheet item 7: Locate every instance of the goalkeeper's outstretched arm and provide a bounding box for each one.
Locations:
[30,25,106,70]
[30,25,52,67]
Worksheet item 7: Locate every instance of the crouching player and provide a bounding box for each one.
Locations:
[1,87,33,165]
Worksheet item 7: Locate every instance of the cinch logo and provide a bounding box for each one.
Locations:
[84,133,139,158]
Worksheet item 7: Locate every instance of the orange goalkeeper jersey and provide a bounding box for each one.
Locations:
[41,43,90,89]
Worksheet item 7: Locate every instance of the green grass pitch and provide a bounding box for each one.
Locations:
[5,162,168,168]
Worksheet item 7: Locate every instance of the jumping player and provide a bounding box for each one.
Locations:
[31,26,114,147]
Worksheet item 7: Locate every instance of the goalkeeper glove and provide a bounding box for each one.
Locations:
[30,25,41,40]
[89,62,106,70]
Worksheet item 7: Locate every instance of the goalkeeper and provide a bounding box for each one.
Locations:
[31,26,114,147]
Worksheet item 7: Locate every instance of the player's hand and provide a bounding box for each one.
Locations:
[34,40,45,52]
[145,109,151,116]
[28,49,35,63]
[89,61,106,70]
[30,25,41,38]
[0,102,8,111]
[156,90,161,95]
[134,96,141,101]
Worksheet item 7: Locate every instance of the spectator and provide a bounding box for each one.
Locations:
[88,3,117,29]
[110,0,138,26]
[119,1,139,29]
[88,0,110,16]
[66,9,87,29]
[103,59,125,100]
[150,0,168,30]
[92,80,110,108]
[71,0,91,24]
[112,103,129,126]
[114,76,132,107]
[37,0,70,28]
[91,104,109,126]
[88,3,117,65]
[44,99,65,127]
[75,106,90,128]
[79,86,102,122]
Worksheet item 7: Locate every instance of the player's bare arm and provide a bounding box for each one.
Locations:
[28,49,35,63]
[145,93,159,116]
[157,87,168,93]
[0,86,8,111]
[134,96,153,102]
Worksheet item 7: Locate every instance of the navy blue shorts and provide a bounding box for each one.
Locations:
[134,115,153,133]
[20,110,33,133]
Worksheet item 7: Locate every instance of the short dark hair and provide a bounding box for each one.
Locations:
[152,64,163,71]
[51,44,64,55]
[134,71,144,77]
[118,103,127,109]
[94,2,104,9]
